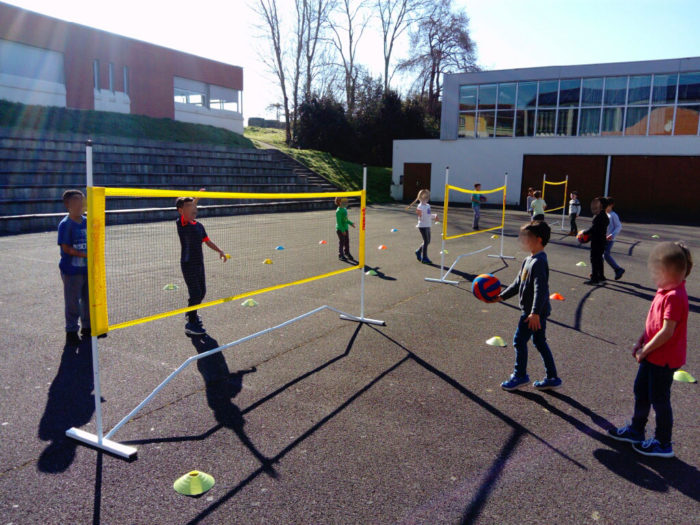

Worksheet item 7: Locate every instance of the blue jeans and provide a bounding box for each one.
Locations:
[61,271,90,332]
[604,240,622,272]
[631,360,676,446]
[513,314,558,379]
[472,206,481,229]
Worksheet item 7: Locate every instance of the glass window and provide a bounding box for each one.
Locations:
[678,72,700,103]
[674,105,700,135]
[515,109,535,136]
[123,66,129,95]
[537,80,558,107]
[477,111,495,137]
[624,106,648,135]
[173,87,207,107]
[648,106,674,135]
[582,77,603,106]
[458,112,476,138]
[108,63,114,92]
[93,59,100,90]
[556,108,578,136]
[627,75,651,105]
[478,84,497,110]
[536,109,556,135]
[604,77,627,105]
[459,85,477,110]
[602,107,624,135]
[652,74,677,104]
[579,108,601,135]
[558,79,580,107]
[0,39,65,84]
[497,83,516,110]
[516,82,537,109]
[495,111,514,137]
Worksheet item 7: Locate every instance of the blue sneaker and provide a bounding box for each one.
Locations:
[632,438,674,458]
[501,374,530,391]
[607,424,644,444]
[415,248,422,262]
[533,377,562,390]
[185,321,206,336]
[421,257,433,264]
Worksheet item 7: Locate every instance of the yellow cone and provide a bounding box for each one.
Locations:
[163,283,179,291]
[263,258,273,264]
[365,269,378,276]
[576,261,587,267]
[491,234,499,239]
[241,298,258,307]
[486,336,506,347]
[673,370,697,383]
[651,234,660,239]
[440,250,449,255]
[173,470,215,496]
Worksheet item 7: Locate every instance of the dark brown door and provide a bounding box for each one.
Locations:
[403,163,431,201]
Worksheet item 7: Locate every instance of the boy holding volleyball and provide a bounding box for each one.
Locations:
[494,221,562,391]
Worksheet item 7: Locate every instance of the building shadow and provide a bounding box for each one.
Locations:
[37,338,96,473]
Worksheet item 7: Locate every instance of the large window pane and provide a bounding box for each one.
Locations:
[582,77,603,106]
[537,80,558,107]
[674,105,700,135]
[556,108,578,136]
[624,106,649,135]
[478,84,497,110]
[458,112,476,138]
[579,108,601,135]
[648,106,674,135]
[602,107,623,135]
[536,109,556,135]
[497,83,516,110]
[495,111,514,137]
[515,109,535,136]
[517,81,537,108]
[477,111,495,137]
[604,77,627,105]
[459,85,477,110]
[652,74,677,104]
[678,72,700,103]
[558,79,580,107]
[627,75,651,105]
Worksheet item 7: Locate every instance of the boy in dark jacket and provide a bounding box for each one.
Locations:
[583,197,609,285]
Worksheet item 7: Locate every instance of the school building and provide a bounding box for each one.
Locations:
[392,57,700,220]
[0,2,244,133]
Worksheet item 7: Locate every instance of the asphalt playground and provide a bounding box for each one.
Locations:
[0,204,698,524]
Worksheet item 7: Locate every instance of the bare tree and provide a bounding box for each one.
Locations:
[304,0,336,98]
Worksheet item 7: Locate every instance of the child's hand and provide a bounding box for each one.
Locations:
[635,347,645,363]
[219,251,228,262]
[488,296,503,303]
[606,234,613,241]
[351,223,356,228]
[631,339,643,357]
[434,215,439,222]
[526,313,541,331]
[199,188,206,192]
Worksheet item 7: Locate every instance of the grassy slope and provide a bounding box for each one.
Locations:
[245,126,392,203]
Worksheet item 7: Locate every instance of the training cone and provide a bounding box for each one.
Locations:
[241,298,258,307]
[486,336,507,347]
[491,234,500,239]
[390,228,398,232]
[440,249,449,255]
[275,245,284,250]
[173,470,215,496]
[378,245,387,250]
[162,283,179,291]
[550,293,565,301]
[224,253,231,260]
[673,370,697,383]
[319,240,327,245]
[576,261,587,267]
[651,234,660,239]
[365,269,378,276]
[262,258,273,264]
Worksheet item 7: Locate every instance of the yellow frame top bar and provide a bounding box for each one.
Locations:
[543,180,568,185]
[102,187,362,199]
[446,184,506,195]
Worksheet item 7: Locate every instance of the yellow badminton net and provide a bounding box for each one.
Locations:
[542,177,568,214]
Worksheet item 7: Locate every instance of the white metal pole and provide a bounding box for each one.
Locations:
[360,165,366,320]
[440,167,449,279]
[86,139,93,186]
[501,173,507,257]
[562,175,568,230]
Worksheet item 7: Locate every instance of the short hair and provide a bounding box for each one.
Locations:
[534,190,542,198]
[606,197,615,205]
[649,241,693,278]
[594,196,608,208]
[474,183,481,188]
[334,196,347,206]
[62,189,84,203]
[521,220,551,246]
[175,196,194,209]
[528,187,534,192]
[571,190,578,196]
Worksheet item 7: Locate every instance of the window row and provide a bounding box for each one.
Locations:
[459,72,700,112]
[458,105,700,138]
[93,60,129,95]
[173,77,240,113]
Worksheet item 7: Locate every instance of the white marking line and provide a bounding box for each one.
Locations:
[0,252,54,264]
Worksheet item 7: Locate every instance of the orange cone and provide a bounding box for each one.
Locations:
[550,293,565,301]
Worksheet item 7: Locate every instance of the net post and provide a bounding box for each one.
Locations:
[561,175,568,231]
[440,166,449,279]
[542,173,546,200]
[488,172,515,259]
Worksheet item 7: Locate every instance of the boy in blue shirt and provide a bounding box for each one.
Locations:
[58,190,89,346]
[471,183,484,230]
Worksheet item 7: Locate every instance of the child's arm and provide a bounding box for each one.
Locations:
[527,263,549,330]
[416,208,423,218]
[61,244,86,258]
[193,188,206,206]
[204,239,227,261]
[497,271,522,302]
[635,320,677,362]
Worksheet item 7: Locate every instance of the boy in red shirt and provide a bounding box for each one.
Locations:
[608,242,692,458]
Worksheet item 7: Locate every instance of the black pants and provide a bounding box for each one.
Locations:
[182,261,206,323]
[336,230,350,256]
[532,214,544,221]
[590,242,605,281]
[418,227,431,259]
[631,360,677,445]
[569,213,578,234]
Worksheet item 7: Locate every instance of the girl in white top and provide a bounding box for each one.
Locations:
[407,189,438,263]
[604,197,625,280]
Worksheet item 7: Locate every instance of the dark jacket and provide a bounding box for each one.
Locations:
[500,251,551,317]
[584,212,609,249]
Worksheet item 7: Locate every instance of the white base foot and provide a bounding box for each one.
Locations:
[488,255,516,259]
[339,314,386,326]
[66,427,137,459]
[424,277,460,285]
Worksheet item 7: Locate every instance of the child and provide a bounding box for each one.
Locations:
[495,221,562,391]
[410,189,438,264]
[58,190,89,346]
[526,187,535,217]
[608,242,691,458]
[176,194,227,336]
[335,196,355,261]
[471,183,484,230]
[531,190,546,221]
[604,197,625,280]
[582,196,609,285]
[568,191,581,236]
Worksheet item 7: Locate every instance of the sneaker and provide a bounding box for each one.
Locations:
[607,424,644,444]
[501,374,530,391]
[66,331,81,346]
[339,254,347,261]
[421,257,433,264]
[614,268,625,281]
[533,377,562,390]
[185,321,206,336]
[81,329,107,339]
[584,279,603,285]
[415,248,422,262]
[345,254,355,261]
[632,438,674,458]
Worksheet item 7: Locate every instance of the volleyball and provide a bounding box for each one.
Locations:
[472,274,501,302]
[577,230,590,243]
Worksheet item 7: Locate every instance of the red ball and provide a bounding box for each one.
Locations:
[577,230,590,243]
[472,274,501,302]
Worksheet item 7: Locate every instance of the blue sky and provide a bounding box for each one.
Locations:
[5,0,700,120]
